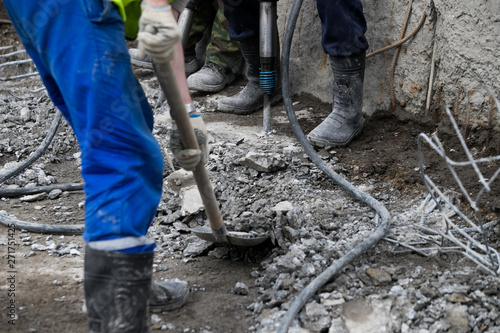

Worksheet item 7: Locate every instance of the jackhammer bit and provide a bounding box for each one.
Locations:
[259,0,279,133]
[178,0,203,48]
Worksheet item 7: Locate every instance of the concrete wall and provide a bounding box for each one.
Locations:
[277,0,500,124]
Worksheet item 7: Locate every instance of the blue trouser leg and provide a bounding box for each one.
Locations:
[222,0,368,56]
[4,0,163,253]
[316,0,369,56]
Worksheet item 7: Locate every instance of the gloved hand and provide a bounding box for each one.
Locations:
[137,4,180,63]
[170,115,209,171]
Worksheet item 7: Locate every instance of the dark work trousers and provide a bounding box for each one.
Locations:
[222,0,369,57]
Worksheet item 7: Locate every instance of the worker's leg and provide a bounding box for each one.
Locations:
[187,0,243,92]
[4,1,185,331]
[316,0,368,57]
[207,0,242,74]
[307,0,368,147]
[222,0,260,41]
[183,0,217,74]
[218,0,281,114]
[5,0,163,246]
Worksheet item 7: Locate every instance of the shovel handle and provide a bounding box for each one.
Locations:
[152,61,228,242]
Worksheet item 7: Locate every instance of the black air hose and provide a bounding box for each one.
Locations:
[277,0,392,331]
[0,110,85,234]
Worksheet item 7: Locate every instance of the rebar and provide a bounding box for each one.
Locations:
[391,97,500,276]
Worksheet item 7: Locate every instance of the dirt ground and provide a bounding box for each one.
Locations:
[1,12,500,333]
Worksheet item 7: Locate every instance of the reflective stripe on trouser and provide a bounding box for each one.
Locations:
[222,0,369,56]
[4,0,163,252]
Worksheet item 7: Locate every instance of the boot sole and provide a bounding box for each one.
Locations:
[130,58,153,70]
[218,92,283,115]
[149,290,189,312]
[307,122,364,148]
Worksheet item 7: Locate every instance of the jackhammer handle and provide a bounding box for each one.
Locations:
[152,61,226,233]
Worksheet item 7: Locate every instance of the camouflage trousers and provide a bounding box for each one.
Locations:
[185,0,242,73]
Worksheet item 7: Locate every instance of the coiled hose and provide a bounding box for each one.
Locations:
[277,0,392,331]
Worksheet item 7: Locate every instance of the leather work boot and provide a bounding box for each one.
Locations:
[217,38,281,115]
[129,48,201,75]
[84,246,153,332]
[184,54,202,76]
[129,48,153,69]
[307,51,366,148]
[149,279,189,312]
[187,61,235,93]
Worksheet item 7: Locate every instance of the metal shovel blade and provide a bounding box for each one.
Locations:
[191,226,269,247]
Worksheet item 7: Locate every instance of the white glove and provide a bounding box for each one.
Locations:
[170,115,209,171]
[137,4,180,63]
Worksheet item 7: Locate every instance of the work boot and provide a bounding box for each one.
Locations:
[217,38,281,115]
[129,48,202,75]
[187,61,235,93]
[149,279,189,312]
[307,51,366,148]
[184,54,202,76]
[129,48,153,69]
[84,246,153,333]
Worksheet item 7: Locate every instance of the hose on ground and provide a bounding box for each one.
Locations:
[277,0,392,331]
[0,182,84,198]
[0,213,84,234]
[0,110,85,234]
[0,110,62,184]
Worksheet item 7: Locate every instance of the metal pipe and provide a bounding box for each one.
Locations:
[259,0,278,133]
[178,0,203,49]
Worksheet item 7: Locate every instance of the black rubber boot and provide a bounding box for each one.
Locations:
[307,51,366,147]
[84,246,153,333]
[217,38,281,115]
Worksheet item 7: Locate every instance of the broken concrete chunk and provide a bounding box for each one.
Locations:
[272,201,294,212]
[20,106,32,122]
[238,152,286,172]
[233,282,249,295]
[31,244,48,251]
[166,169,195,195]
[183,238,211,257]
[48,189,63,199]
[365,267,392,285]
[180,185,204,215]
[20,192,47,202]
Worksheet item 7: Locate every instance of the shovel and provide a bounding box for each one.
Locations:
[152,61,269,246]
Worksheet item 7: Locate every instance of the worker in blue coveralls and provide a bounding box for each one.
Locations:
[4,0,208,331]
[221,0,368,148]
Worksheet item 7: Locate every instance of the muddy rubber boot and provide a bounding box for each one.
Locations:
[149,279,189,312]
[84,246,153,333]
[187,61,236,93]
[307,51,366,148]
[218,38,277,115]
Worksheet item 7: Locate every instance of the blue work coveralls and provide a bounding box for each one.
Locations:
[222,0,369,57]
[4,0,163,252]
